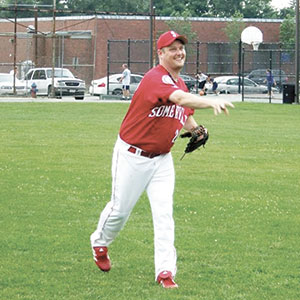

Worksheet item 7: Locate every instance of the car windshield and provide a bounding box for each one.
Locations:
[46,69,74,78]
[0,74,13,82]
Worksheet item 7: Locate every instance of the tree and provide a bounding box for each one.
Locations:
[279,14,296,49]
[240,0,275,18]
[165,8,197,43]
[0,0,150,18]
[277,0,295,18]
[223,11,246,44]
[0,0,288,19]
[154,0,209,17]
[65,0,149,14]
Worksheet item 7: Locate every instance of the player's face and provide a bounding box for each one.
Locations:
[159,40,186,71]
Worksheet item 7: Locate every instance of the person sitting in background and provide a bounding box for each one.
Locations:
[206,74,219,95]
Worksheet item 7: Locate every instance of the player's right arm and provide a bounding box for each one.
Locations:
[169,89,234,115]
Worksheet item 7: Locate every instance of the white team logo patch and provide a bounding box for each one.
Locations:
[162,75,175,85]
[170,31,177,38]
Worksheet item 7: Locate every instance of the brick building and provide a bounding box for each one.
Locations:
[0,14,283,85]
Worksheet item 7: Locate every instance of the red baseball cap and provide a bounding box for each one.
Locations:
[157,30,188,49]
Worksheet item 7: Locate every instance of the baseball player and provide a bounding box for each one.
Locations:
[90,30,234,289]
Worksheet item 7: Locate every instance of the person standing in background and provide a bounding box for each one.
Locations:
[265,69,276,97]
[119,64,131,100]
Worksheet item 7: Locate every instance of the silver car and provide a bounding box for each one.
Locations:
[214,76,270,94]
[89,73,143,96]
[0,73,30,96]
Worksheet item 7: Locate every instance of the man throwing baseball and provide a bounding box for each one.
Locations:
[90,30,234,289]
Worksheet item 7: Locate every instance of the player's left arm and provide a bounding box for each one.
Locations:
[183,115,198,132]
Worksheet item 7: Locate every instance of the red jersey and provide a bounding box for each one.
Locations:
[119,65,194,154]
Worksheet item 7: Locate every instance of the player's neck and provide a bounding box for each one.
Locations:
[160,64,181,81]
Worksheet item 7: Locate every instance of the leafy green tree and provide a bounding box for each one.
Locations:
[279,14,296,49]
[154,0,209,17]
[223,11,246,43]
[206,0,275,18]
[165,8,197,43]
[65,0,149,14]
[0,0,68,18]
[277,0,296,19]
[153,0,276,18]
[0,0,288,19]
[0,0,150,18]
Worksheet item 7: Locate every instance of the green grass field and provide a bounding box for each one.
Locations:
[1,102,299,300]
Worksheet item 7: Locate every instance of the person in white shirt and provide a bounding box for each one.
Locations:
[195,71,208,95]
[119,64,131,100]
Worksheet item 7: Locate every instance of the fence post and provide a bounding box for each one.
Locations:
[295,0,299,104]
[127,38,131,68]
[241,46,245,102]
[107,40,110,95]
[238,40,242,93]
[279,44,282,92]
[13,3,17,95]
[195,41,200,93]
[269,50,273,103]
[269,49,272,70]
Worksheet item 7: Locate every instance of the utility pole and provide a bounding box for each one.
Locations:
[295,0,299,104]
[34,5,38,65]
[152,5,156,67]
[13,0,17,95]
[149,0,153,69]
[51,0,56,97]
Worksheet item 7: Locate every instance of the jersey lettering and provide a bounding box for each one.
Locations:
[148,104,187,126]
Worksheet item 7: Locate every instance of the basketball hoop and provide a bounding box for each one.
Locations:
[241,26,263,50]
[251,41,260,51]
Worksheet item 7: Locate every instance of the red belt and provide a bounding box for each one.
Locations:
[128,146,160,159]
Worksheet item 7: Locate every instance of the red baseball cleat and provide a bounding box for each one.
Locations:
[92,246,111,272]
[157,271,178,289]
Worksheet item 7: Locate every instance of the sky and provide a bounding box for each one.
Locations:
[271,0,291,9]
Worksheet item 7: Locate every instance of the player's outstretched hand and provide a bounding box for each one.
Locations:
[211,100,235,115]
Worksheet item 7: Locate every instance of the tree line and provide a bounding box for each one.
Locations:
[0,0,296,47]
[0,0,296,19]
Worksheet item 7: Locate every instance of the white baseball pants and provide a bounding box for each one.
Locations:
[90,136,177,279]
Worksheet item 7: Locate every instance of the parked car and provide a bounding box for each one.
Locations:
[23,68,86,99]
[89,73,143,96]
[214,76,273,94]
[180,74,197,92]
[0,73,30,96]
[246,69,288,90]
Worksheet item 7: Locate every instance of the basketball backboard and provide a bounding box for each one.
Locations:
[241,26,263,50]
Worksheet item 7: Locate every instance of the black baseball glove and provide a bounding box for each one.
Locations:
[180,125,209,159]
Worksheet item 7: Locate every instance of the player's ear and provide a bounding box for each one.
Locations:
[157,48,164,56]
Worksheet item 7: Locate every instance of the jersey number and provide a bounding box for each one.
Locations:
[172,129,179,143]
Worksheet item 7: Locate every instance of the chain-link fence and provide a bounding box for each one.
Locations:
[241,43,296,103]
[107,39,296,78]
[0,31,298,102]
[0,31,94,96]
[107,40,241,77]
[107,39,297,103]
